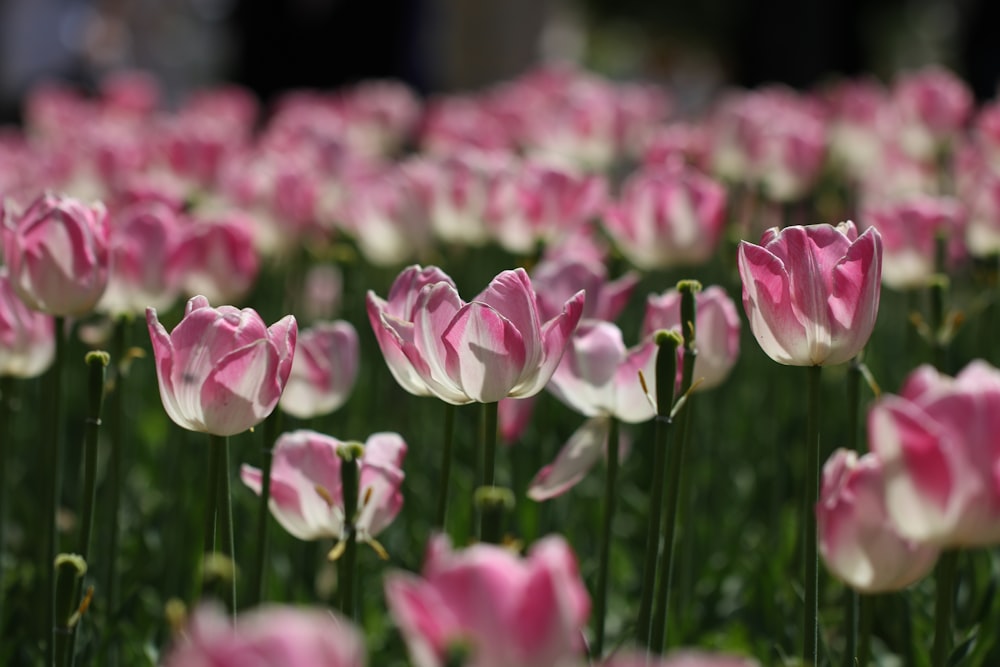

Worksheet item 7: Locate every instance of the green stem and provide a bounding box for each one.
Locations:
[249,410,283,608]
[44,316,67,667]
[481,401,498,489]
[216,436,235,616]
[104,317,129,667]
[843,358,861,666]
[636,332,680,647]
[435,403,456,530]
[592,416,620,659]
[805,364,822,666]
[338,442,362,619]
[475,486,512,545]
[932,550,959,667]
[858,593,873,667]
[53,555,86,667]
[201,437,223,601]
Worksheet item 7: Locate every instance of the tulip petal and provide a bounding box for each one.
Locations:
[441,301,526,403]
[528,417,610,501]
[738,242,811,365]
[510,289,584,398]
[411,283,477,404]
[200,339,280,436]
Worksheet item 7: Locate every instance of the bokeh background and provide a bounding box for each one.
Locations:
[3,0,1000,123]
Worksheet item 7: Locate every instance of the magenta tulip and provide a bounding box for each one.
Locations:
[384,534,589,667]
[737,221,882,366]
[2,191,110,316]
[868,360,1000,547]
[278,321,359,419]
[162,603,365,667]
[146,295,297,436]
[368,266,584,404]
[817,448,939,592]
[0,267,55,378]
[241,430,406,545]
[174,214,260,305]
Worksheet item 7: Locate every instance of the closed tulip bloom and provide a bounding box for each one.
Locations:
[146,295,297,436]
[368,266,584,405]
[241,430,406,545]
[817,448,939,593]
[162,603,365,667]
[642,286,741,391]
[2,191,110,316]
[0,267,55,378]
[279,321,359,419]
[737,221,882,366]
[868,360,1000,547]
[384,534,590,667]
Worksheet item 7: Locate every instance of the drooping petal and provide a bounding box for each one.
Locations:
[528,417,611,501]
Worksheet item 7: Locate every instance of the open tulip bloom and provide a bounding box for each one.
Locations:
[147,295,297,436]
[738,221,882,367]
[368,265,584,404]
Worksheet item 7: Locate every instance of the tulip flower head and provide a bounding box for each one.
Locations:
[368,265,584,404]
[737,221,882,366]
[279,321,360,419]
[817,448,939,592]
[384,534,590,667]
[241,430,406,550]
[2,191,110,316]
[146,295,297,436]
[0,267,55,378]
[868,360,1000,547]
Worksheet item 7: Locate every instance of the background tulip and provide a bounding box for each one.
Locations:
[146,295,297,436]
[2,191,110,316]
[738,221,882,366]
[817,448,939,592]
[279,321,360,419]
[0,267,55,378]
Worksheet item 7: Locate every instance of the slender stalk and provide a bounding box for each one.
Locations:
[474,486,512,545]
[201,437,223,600]
[481,401,498,488]
[932,551,959,667]
[337,442,362,619]
[104,317,129,667]
[858,593,874,667]
[592,416,620,658]
[216,435,235,616]
[804,364,822,666]
[53,555,86,667]
[435,403,456,529]
[248,409,283,608]
[636,331,681,647]
[843,358,861,666]
[44,316,67,667]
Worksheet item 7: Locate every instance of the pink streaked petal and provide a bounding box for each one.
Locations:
[614,340,658,423]
[367,292,434,397]
[510,289,585,398]
[384,574,454,667]
[474,268,543,364]
[548,321,626,417]
[442,301,526,403]
[528,417,610,501]
[826,227,881,364]
[510,554,575,665]
[200,339,280,435]
[411,283,475,404]
[738,242,810,365]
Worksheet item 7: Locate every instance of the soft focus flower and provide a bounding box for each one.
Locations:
[531,255,637,323]
[737,221,882,366]
[864,196,965,290]
[891,66,973,161]
[868,360,1000,547]
[174,214,260,305]
[604,166,727,270]
[642,286,741,391]
[241,430,406,546]
[2,191,110,316]
[384,534,589,667]
[0,267,55,378]
[367,266,584,404]
[146,295,297,436]
[817,448,939,592]
[278,321,359,420]
[162,603,365,667]
[301,264,343,323]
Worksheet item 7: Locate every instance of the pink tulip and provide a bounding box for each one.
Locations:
[278,321,360,420]
[162,603,365,667]
[868,360,1000,547]
[604,165,727,270]
[301,264,343,323]
[368,266,584,405]
[174,214,260,305]
[241,430,406,545]
[2,192,110,316]
[817,448,939,592]
[737,221,882,366]
[384,534,590,667]
[642,286,741,392]
[864,196,965,290]
[97,200,184,317]
[531,255,638,323]
[891,66,972,160]
[0,267,55,378]
[146,295,297,436]
[498,396,537,444]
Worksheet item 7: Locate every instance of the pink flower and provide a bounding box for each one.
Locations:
[817,448,939,592]
[0,267,54,378]
[146,295,297,436]
[384,534,590,667]
[531,255,638,323]
[162,603,365,667]
[868,360,1000,547]
[241,430,406,545]
[864,196,965,290]
[604,166,727,270]
[2,192,110,316]
[642,286,741,392]
[278,321,360,420]
[174,214,260,305]
[737,221,882,366]
[367,266,584,404]
[891,66,972,160]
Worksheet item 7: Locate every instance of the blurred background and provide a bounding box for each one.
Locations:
[1,0,999,121]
